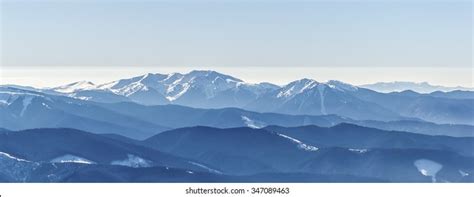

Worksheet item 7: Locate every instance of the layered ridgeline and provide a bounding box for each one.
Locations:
[0,127,472,182]
[1,86,473,139]
[360,81,474,94]
[2,70,473,125]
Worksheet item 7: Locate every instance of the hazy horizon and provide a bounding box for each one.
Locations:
[1,0,472,88]
[1,66,473,88]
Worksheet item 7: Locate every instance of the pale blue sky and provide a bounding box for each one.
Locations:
[0,0,472,87]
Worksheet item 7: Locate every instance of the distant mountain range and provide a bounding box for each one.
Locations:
[2,70,473,125]
[360,81,474,94]
[1,70,473,182]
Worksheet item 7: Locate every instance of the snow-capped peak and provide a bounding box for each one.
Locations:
[163,70,246,100]
[187,70,243,83]
[326,80,358,92]
[95,73,165,96]
[277,78,319,98]
[92,70,249,101]
[138,73,168,84]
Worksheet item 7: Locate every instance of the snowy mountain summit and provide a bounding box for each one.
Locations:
[44,70,366,108]
[49,70,278,107]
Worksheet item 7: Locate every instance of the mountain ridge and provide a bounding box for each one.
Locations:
[2,70,473,125]
[360,81,474,93]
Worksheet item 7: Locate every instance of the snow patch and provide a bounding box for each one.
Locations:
[317,85,327,115]
[241,116,264,129]
[298,144,319,151]
[20,96,34,117]
[0,92,14,105]
[0,91,52,103]
[349,148,368,153]
[414,159,443,182]
[189,161,223,174]
[75,96,92,101]
[42,102,51,109]
[166,82,190,101]
[0,151,30,162]
[459,170,469,177]
[50,154,95,164]
[327,80,358,92]
[277,86,295,98]
[73,96,92,101]
[277,133,319,152]
[226,78,238,83]
[120,82,147,96]
[111,154,152,168]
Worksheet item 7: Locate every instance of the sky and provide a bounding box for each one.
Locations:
[0,0,472,87]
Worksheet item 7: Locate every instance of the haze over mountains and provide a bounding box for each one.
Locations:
[361,81,474,94]
[1,70,473,182]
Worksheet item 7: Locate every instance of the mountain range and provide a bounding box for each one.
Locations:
[3,70,473,125]
[360,81,474,94]
[1,86,473,140]
[1,70,473,182]
[142,125,474,182]
[1,126,472,182]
